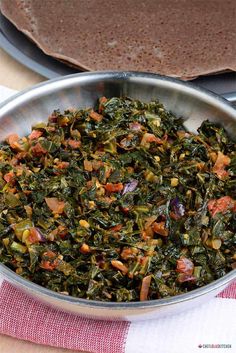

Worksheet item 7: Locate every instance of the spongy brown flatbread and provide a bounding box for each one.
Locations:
[1,0,236,79]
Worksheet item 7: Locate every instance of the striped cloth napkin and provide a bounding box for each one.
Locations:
[0,279,235,353]
[0,85,236,353]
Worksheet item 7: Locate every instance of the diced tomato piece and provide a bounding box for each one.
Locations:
[196,162,205,171]
[67,139,81,149]
[43,250,57,258]
[92,160,104,171]
[212,151,231,179]
[6,133,25,151]
[40,261,55,271]
[27,227,44,244]
[98,96,107,113]
[120,247,138,260]
[176,257,194,275]
[104,182,124,193]
[57,225,68,238]
[6,134,19,148]
[40,251,59,271]
[141,133,157,145]
[90,110,103,122]
[31,143,47,156]
[4,171,15,184]
[152,221,169,236]
[208,196,236,217]
[140,133,163,146]
[110,224,123,232]
[56,161,69,169]
[120,206,130,213]
[84,159,93,172]
[45,197,65,214]
[28,130,43,140]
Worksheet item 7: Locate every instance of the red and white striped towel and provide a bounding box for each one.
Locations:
[0,86,236,353]
[0,278,235,353]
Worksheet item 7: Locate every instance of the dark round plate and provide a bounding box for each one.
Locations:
[0,12,78,78]
[0,11,236,99]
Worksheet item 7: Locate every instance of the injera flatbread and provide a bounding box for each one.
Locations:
[1,0,236,79]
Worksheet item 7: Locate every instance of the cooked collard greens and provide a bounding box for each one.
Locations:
[0,97,235,301]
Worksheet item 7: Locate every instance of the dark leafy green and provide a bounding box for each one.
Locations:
[0,96,235,302]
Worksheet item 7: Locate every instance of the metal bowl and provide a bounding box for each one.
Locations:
[0,71,235,321]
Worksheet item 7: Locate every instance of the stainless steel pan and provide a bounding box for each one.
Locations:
[0,71,235,321]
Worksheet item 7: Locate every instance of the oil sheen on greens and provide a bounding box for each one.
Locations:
[0,97,235,302]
